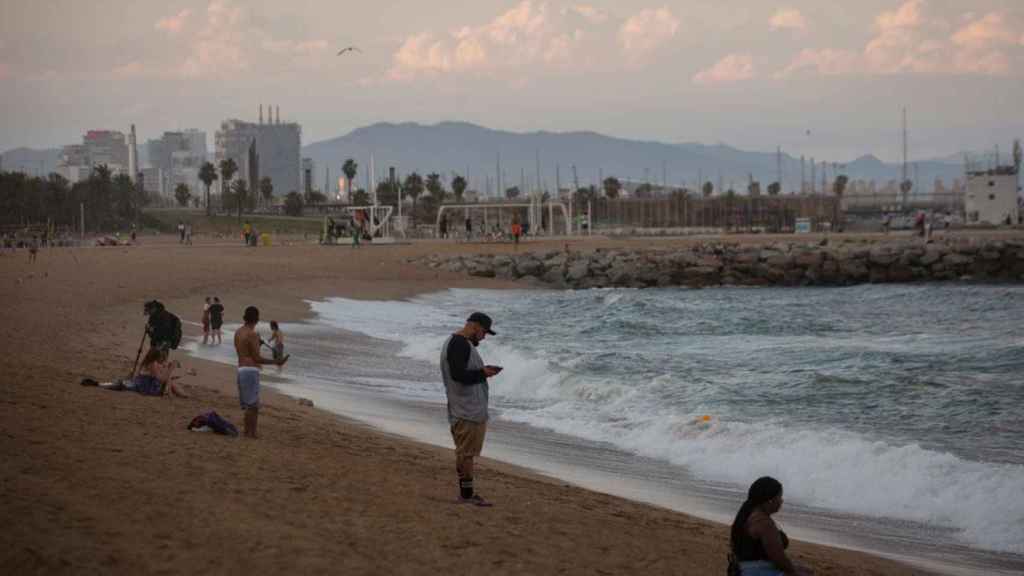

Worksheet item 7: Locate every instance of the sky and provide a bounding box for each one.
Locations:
[2,0,1023,162]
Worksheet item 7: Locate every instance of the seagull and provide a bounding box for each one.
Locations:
[337,46,362,56]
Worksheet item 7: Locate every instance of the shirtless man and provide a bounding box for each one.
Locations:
[234,306,288,438]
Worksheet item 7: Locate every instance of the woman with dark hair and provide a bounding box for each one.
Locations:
[728,477,811,576]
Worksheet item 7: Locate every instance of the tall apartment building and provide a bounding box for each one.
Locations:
[58,130,129,183]
[146,129,207,197]
[215,106,300,200]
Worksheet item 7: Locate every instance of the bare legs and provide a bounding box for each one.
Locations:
[244,407,259,438]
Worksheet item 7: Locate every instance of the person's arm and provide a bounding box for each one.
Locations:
[249,332,287,366]
[752,517,802,575]
[447,337,487,385]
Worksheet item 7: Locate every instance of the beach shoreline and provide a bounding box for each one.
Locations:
[5,234,1015,574]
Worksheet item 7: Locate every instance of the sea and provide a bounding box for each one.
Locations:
[186,284,1024,575]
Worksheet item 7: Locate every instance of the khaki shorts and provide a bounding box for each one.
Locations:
[450,419,487,457]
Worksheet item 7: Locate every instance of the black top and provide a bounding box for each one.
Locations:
[445,334,486,386]
[209,304,224,327]
[734,524,789,562]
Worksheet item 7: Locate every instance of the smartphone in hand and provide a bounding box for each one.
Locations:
[485,365,503,375]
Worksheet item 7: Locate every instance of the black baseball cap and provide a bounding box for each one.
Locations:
[467,312,496,335]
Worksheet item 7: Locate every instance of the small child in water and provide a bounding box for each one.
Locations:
[269,321,285,369]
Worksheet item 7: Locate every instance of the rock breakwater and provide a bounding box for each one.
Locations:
[410,238,1024,289]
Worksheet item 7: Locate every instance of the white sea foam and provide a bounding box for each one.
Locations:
[308,293,1024,554]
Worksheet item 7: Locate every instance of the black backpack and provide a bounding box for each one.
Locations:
[149,309,182,350]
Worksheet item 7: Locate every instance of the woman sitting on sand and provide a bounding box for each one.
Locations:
[133,347,187,398]
[729,477,811,576]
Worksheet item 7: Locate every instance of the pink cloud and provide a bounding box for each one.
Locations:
[388,1,599,81]
[693,53,754,86]
[952,13,1017,48]
[778,1,1022,79]
[155,9,191,34]
[770,9,807,32]
[777,49,859,77]
[876,0,924,31]
[619,7,680,62]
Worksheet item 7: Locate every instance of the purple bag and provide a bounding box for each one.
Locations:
[187,411,239,437]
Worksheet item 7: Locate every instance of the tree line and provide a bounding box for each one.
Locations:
[0,165,147,231]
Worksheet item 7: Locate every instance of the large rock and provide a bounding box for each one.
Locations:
[515,257,545,278]
[566,260,591,283]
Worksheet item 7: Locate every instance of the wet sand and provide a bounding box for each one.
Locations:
[0,233,966,575]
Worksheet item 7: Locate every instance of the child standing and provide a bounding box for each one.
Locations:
[269,321,285,368]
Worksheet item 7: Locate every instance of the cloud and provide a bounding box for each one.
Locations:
[769,9,807,32]
[567,4,608,24]
[776,48,859,77]
[619,7,680,62]
[950,12,1020,75]
[693,53,754,86]
[388,1,599,81]
[778,1,1023,78]
[155,9,191,34]
[875,0,924,31]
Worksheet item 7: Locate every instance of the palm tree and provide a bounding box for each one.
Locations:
[767,182,781,196]
[452,175,467,203]
[259,177,274,208]
[702,181,714,198]
[425,173,445,206]
[342,158,357,203]
[219,158,238,212]
[199,162,218,215]
[232,179,248,222]
[174,183,191,207]
[602,176,621,199]
[402,172,424,225]
[833,175,849,230]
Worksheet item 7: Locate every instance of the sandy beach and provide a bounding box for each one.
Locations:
[0,233,967,575]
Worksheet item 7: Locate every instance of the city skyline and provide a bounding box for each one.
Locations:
[2,0,1024,162]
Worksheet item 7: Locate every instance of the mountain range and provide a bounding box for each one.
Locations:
[3,122,967,194]
[302,122,965,195]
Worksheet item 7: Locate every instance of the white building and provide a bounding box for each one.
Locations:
[965,167,1020,225]
[58,130,129,183]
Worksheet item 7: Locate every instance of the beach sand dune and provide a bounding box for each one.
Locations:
[0,236,936,574]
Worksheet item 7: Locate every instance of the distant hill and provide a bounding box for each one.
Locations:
[1,147,62,177]
[302,121,966,196]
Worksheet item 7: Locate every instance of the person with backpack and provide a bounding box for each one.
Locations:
[209,297,225,345]
[144,300,182,352]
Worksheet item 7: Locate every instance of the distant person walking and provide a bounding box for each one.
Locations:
[209,297,225,345]
[439,214,449,239]
[511,218,522,248]
[243,221,252,245]
[729,477,812,576]
[234,306,288,439]
[185,222,193,245]
[440,312,502,506]
[201,297,212,345]
[28,235,38,263]
[464,216,473,241]
[177,221,186,243]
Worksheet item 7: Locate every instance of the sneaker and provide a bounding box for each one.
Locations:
[458,494,493,507]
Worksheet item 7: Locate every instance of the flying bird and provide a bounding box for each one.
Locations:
[337,46,362,56]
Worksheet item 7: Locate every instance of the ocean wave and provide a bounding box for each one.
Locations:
[307,290,1024,554]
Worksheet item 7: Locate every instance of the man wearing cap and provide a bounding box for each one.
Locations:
[440,312,501,506]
